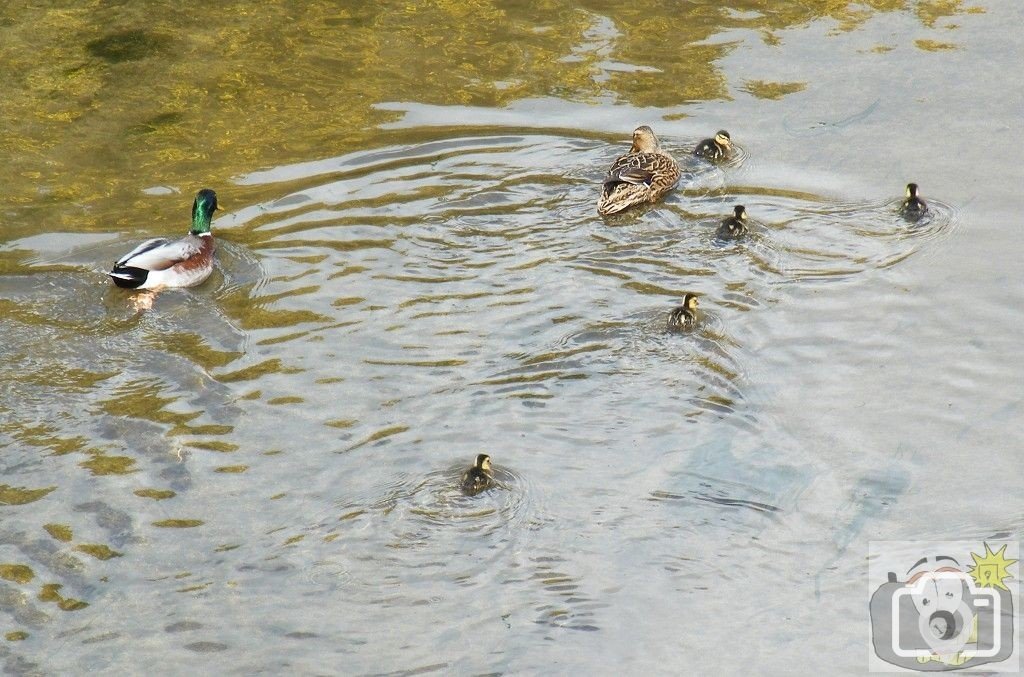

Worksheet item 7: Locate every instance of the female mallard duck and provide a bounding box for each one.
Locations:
[716,205,748,239]
[693,130,732,162]
[109,188,219,289]
[667,293,700,331]
[461,453,494,496]
[597,126,680,216]
[899,183,927,219]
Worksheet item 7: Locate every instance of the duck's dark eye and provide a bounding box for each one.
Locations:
[945,592,954,598]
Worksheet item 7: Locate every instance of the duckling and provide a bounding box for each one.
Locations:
[109,188,220,289]
[716,205,748,239]
[598,126,680,216]
[667,293,700,331]
[461,454,494,496]
[693,130,732,162]
[899,183,927,219]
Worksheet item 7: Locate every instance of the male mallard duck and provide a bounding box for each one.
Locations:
[667,293,700,331]
[597,126,680,216]
[693,130,732,162]
[109,188,219,289]
[899,183,927,219]
[716,205,748,239]
[461,453,494,496]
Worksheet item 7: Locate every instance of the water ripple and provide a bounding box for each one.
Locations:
[274,461,546,601]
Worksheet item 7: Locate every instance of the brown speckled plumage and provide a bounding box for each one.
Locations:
[598,126,680,216]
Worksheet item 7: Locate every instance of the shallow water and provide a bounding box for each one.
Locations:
[2,2,1023,674]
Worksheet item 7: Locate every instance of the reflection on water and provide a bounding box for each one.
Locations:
[0,0,1014,674]
[0,0,981,221]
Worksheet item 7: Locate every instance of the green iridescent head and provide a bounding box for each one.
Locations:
[190,188,219,235]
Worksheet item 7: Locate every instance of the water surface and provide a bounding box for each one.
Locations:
[1,1,1022,674]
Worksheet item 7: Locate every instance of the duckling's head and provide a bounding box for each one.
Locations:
[715,130,732,147]
[681,292,699,312]
[906,183,919,199]
[474,453,492,473]
[734,205,747,220]
[190,188,219,234]
[631,125,661,153]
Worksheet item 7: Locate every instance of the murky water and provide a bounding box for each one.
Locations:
[2,2,1022,674]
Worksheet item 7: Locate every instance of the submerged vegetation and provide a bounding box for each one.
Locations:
[0,0,982,227]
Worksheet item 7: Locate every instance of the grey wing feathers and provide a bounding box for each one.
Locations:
[114,238,170,267]
[115,237,200,271]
